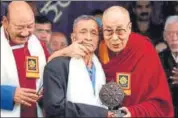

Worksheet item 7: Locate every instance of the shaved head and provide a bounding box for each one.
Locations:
[103,6,130,25]
[102,6,132,53]
[7,1,34,23]
[3,1,35,45]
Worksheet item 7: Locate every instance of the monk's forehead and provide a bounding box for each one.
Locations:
[103,10,130,26]
[8,1,34,24]
[102,6,130,27]
[9,14,34,25]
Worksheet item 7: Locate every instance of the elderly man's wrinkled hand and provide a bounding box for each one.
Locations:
[48,40,94,62]
[119,107,131,117]
[170,67,178,85]
[155,42,167,53]
[67,40,93,58]
[107,111,115,118]
[14,88,40,107]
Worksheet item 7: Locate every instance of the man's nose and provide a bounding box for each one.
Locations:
[142,7,149,13]
[172,33,178,41]
[86,33,92,41]
[41,33,48,38]
[21,29,30,37]
[112,33,119,41]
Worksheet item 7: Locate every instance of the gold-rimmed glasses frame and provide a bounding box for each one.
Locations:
[103,22,131,38]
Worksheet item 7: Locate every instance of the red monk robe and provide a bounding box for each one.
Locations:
[100,33,174,117]
[10,40,49,118]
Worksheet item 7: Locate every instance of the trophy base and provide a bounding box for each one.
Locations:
[111,109,125,117]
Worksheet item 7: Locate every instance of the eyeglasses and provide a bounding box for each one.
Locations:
[103,22,131,38]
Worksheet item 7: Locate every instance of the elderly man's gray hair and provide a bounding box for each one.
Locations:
[164,15,178,30]
[73,15,98,30]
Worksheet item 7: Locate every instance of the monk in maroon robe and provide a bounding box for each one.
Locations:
[98,6,174,117]
[1,1,49,117]
[10,41,49,117]
[99,33,174,117]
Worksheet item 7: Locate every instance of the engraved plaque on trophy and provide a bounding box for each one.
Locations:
[99,81,125,117]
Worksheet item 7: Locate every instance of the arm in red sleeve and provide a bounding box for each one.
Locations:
[127,42,174,117]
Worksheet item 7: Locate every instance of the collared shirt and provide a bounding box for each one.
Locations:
[86,63,96,95]
[172,53,178,63]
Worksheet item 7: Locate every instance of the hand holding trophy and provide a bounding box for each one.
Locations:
[99,81,125,117]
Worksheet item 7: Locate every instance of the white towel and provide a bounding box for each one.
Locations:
[67,55,107,108]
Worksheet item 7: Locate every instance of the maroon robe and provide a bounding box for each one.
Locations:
[10,40,49,118]
[102,33,174,117]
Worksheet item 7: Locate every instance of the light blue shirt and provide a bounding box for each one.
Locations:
[86,63,96,95]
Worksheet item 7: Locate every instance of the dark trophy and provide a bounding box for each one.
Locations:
[99,81,125,117]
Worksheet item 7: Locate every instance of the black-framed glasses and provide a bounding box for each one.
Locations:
[103,22,131,38]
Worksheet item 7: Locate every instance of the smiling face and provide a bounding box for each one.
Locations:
[71,19,99,53]
[3,1,35,45]
[102,6,132,53]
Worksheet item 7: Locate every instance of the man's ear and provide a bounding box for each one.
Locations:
[128,22,132,34]
[129,22,132,30]
[163,32,167,42]
[71,33,76,43]
[2,16,9,29]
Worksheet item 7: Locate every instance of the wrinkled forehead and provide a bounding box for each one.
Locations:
[55,35,66,39]
[51,35,67,43]
[75,19,98,31]
[35,23,51,29]
[9,14,35,25]
[166,22,178,30]
[102,11,130,28]
[136,1,152,7]
[8,7,34,25]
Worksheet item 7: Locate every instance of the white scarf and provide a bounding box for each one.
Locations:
[67,55,107,108]
[1,26,46,117]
